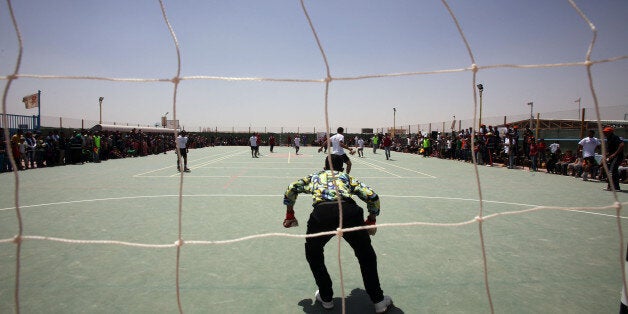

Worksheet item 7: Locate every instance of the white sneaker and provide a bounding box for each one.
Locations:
[374,295,392,313]
[315,290,334,310]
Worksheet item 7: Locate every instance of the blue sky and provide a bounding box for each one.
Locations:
[1,0,627,132]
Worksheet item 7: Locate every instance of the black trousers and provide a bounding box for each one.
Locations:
[608,155,623,190]
[177,148,187,169]
[305,200,384,303]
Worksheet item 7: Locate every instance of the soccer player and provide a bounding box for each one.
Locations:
[249,134,258,158]
[294,135,301,155]
[176,130,190,172]
[282,162,392,313]
[578,130,601,181]
[318,127,355,174]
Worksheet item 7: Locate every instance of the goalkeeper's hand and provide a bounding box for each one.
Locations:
[283,211,298,228]
[365,216,377,236]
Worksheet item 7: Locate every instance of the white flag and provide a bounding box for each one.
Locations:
[22,93,38,109]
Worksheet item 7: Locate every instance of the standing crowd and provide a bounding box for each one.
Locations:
[0,128,210,172]
[346,124,626,191]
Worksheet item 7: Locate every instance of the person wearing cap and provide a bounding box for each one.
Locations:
[602,126,624,191]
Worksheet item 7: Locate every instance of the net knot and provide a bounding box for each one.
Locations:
[175,239,184,247]
[324,76,332,83]
[13,235,22,244]
[336,227,343,236]
[614,201,622,210]
[475,216,484,223]
[584,60,593,67]
[471,63,478,73]
[171,76,181,84]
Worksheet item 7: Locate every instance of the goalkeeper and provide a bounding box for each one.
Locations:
[282,161,392,313]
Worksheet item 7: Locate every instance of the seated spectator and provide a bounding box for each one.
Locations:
[567,157,583,177]
[546,152,559,174]
[108,146,123,159]
[619,159,628,183]
[555,150,575,175]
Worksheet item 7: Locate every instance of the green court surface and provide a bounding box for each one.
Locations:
[1,146,627,313]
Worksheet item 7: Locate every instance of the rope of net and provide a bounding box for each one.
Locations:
[1,0,626,313]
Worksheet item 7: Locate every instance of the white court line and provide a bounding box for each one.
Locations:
[352,158,403,178]
[167,151,248,177]
[3,194,625,221]
[190,167,332,170]
[190,150,248,170]
[364,156,437,178]
[221,161,321,164]
[129,175,432,179]
[133,150,244,177]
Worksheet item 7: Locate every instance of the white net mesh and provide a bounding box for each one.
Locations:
[2,1,628,313]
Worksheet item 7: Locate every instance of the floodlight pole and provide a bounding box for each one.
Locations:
[98,97,104,124]
[527,102,534,129]
[477,84,484,128]
[393,107,396,138]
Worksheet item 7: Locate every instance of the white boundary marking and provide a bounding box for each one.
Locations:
[361,156,437,178]
[133,150,244,177]
[1,194,625,220]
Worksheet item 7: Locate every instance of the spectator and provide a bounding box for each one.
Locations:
[0,130,9,172]
[546,151,559,174]
[537,139,547,168]
[24,131,37,169]
[485,132,498,167]
[549,140,561,159]
[556,150,575,175]
[504,134,515,169]
[567,157,584,177]
[529,137,538,172]
[602,126,624,191]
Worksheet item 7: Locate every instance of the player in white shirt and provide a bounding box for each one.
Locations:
[250,134,258,158]
[357,137,365,157]
[176,130,190,172]
[578,130,601,181]
[294,136,301,155]
[318,127,355,173]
